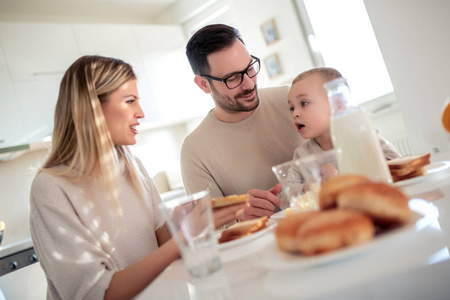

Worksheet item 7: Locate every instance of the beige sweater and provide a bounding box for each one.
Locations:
[30,158,165,300]
[180,86,304,205]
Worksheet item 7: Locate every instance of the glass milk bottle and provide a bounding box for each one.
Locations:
[324,77,392,183]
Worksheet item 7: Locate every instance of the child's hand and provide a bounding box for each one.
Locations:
[320,163,339,181]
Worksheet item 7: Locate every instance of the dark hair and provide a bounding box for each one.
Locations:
[186,24,245,75]
[292,67,342,85]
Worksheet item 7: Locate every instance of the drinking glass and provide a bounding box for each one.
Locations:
[295,149,340,204]
[273,150,339,212]
[159,189,231,299]
[272,160,318,213]
[159,189,220,278]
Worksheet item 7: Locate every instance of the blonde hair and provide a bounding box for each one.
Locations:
[42,55,146,211]
[292,67,342,85]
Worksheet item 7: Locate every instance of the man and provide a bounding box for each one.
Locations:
[181,24,304,220]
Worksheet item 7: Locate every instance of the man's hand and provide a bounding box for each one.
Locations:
[212,203,247,229]
[239,184,283,221]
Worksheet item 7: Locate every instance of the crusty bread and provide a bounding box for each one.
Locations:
[387,153,430,183]
[319,174,371,209]
[218,216,268,243]
[336,182,410,225]
[296,210,375,256]
[392,167,427,182]
[212,194,249,208]
[275,211,319,253]
[388,153,431,170]
[388,153,430,179]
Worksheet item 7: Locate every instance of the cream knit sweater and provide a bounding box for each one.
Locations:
[30,158,165,299]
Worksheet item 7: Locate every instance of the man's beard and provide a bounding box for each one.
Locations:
[210,84,259,113]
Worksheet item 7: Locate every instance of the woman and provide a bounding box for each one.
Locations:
[30,55,243,299]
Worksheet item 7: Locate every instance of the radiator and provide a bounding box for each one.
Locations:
[391,136,413,156]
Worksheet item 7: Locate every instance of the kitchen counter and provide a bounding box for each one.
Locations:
[0,237,33,259]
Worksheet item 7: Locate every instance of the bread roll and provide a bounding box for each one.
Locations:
[319,174,371,209]
[275,211,319,253]
[297,210,375,255]
[336,182,410,225]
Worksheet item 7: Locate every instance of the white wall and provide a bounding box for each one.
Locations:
[166,0,314,87]
[229,0,314,86]
[364,0,450,162]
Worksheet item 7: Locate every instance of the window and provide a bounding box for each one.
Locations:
[295,0,393,103]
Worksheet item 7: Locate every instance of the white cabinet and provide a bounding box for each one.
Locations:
[0,23,80,81]
[135,25,212,122]
[0,45,25,147]
[0,22,81,148]
[73,23,160,122]
[0,21,206,151]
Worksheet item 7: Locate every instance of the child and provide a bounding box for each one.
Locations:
[288,67,400,162]
[283,67,401,203]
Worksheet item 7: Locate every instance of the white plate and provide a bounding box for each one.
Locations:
[394,161,450,187]
[270,209,287,220]
[256,198,436,270]
[217,219,277,250]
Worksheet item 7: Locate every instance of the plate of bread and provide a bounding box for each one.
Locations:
[257,174,434,270]
[217,216,277,250]
[389,153,450,186]
[271,209,288,220]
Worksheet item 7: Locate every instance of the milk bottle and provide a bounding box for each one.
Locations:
[324,77,392,182]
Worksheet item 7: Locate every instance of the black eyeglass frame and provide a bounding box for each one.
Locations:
[200,55,261,89]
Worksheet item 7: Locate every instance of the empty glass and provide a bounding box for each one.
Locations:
[295,149,340,204]
[273,150,339,212]
[158,189,231,299]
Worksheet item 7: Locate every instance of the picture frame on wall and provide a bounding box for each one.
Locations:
[260,19,280,45]
[264,53,283,79]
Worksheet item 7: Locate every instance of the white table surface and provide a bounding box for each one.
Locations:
[138,164,450,300]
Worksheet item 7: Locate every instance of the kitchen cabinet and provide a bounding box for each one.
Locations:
[0,22,196,152]
[0,22,81,148]
[135,25,212,122]
[0,45,24,148]
[73,23,161,122]
[0,23,80,81]
[0,21,208,153]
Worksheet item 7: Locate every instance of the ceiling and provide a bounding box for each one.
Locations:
[0,0,180,23]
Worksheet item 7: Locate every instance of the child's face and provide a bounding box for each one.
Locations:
[287,73,330,140]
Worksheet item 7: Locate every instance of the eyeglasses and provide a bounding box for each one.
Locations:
[201,55,260,89]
